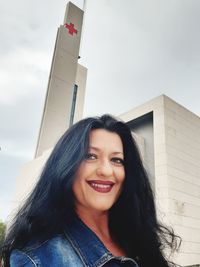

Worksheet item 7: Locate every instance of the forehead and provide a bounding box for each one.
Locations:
[89,129,123,152]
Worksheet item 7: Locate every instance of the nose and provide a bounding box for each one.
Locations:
[96,160,113,177]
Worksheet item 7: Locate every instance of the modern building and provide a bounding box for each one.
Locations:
[120,95,200,267]
[11,1,87,223]
[35,1,87,157]
[11,2,200,267]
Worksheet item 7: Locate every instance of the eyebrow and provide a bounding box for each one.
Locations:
[88,146,124,155]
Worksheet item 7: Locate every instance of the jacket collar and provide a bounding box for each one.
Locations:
[64,215,114,267]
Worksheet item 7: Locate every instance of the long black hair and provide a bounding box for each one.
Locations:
[1,114,181,267]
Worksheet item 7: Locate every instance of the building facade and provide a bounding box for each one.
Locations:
[11,2,200,266]
[11,1,87,225]
[35,1,87,157]
[120,95,200,267]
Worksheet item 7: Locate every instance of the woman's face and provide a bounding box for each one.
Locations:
[73,129,125,215]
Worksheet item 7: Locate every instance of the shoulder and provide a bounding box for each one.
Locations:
[10,249,38,267]
[10,234,84,267]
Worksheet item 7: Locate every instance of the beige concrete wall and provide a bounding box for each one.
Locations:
[163,96,200,266]
[35,2,84,157]
[73,64,87,123]
[10,149,51,220]
[120,95,200,266]
[120,96,169,216]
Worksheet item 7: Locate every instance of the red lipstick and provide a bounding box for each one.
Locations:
[87,180,114,193]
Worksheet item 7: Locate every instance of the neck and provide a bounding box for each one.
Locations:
[75,207,126,257]
[76,207,111,240]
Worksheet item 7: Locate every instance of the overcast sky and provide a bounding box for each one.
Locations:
[1,0,200,221]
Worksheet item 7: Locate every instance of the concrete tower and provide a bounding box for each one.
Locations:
[12,2,87,213]
[35,1,87,157]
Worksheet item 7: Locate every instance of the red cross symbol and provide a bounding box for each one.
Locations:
[64,22,78,35]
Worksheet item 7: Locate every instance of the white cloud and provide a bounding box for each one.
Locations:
[0,48,50,105]
[80,0,200,117]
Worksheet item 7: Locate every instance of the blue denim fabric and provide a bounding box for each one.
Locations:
[10,217,139,267]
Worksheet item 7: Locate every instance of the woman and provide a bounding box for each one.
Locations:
[1,115,180,267]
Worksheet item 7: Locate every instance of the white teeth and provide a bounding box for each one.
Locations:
[90,183,111,189]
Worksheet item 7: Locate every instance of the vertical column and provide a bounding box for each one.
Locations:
[35,2,84,157]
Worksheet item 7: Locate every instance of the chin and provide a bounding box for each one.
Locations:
[90,201,114,213]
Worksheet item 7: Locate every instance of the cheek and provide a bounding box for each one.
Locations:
[72,175,83,199]
[72,168,89,201]
[72,165,85,190]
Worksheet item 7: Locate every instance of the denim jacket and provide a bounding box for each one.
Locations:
[10,217,139,267]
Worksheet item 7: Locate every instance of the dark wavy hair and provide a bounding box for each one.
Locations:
[1,114,181,267]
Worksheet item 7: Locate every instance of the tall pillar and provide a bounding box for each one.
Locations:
[35,2,86,157]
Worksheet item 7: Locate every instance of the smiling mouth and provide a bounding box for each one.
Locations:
[87,180,114,193]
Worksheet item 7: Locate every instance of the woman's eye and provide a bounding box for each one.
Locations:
[85,153,97,160]
[112,157,124,165]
